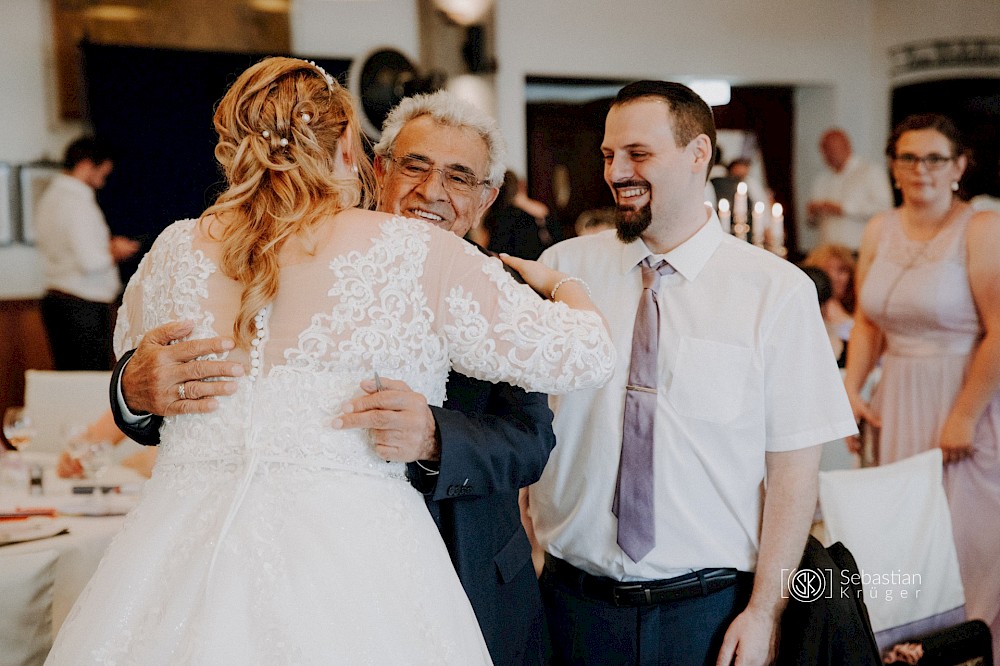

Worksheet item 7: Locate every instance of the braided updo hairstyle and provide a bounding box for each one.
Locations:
[204,56,375,347]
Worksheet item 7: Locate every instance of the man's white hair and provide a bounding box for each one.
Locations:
[373,90,507,187]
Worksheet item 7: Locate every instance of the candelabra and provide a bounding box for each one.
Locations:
[732,182,749,241]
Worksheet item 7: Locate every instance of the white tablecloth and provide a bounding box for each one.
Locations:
[2,513,125,634]
[0,458,139,664]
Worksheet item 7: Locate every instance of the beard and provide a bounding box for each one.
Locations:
[615,201,652,244]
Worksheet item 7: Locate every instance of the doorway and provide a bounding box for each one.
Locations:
[525,79,797,252]
[892,79,1000,200]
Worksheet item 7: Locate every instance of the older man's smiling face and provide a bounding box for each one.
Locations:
[377,115,497,238]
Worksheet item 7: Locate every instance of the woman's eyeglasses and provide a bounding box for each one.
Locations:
[893,153,954,171]
[389,156,487,194]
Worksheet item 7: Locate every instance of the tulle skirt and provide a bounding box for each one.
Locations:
[46,457,492,665]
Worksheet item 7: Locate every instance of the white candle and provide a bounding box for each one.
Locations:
[752,201,766,245]
[771,202,784,250]
[733,182,748,224]
[718,198,731,233]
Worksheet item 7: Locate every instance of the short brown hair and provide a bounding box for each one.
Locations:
[885,114,965,160]
[613,80,717,160]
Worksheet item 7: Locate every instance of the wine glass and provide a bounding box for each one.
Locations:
[2,407,35,451]
[1,408,33,496]
[65,426,113,481]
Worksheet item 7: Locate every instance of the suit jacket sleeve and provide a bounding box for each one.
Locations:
[109,349,164,446]
[407,383,555,501]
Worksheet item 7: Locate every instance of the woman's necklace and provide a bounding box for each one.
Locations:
[900,196,960,242]
[897,196,961,269]
[876,198,962,316]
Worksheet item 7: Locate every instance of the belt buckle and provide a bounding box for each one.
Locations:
[612,583,650,607]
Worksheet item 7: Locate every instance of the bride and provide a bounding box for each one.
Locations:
[45,57,614,665]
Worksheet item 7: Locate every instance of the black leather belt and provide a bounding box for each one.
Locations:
[544,554,740,607]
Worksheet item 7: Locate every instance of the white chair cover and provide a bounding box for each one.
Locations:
[819,448,965,651]
[22,370,113,454]
[22,370,145,465]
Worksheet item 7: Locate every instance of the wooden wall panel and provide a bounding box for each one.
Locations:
[0,300,54,417]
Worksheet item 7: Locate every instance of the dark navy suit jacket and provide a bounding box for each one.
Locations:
[111,352,554,665]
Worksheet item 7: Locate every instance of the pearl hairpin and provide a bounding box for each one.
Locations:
[261,129,270,138]
[304,60,335,90]
[279,138,289,147]
[301,113,311,123]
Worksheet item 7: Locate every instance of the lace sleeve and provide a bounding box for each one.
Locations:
[113,242,156,359]
[112,220,213,360]
[425,230,615,394]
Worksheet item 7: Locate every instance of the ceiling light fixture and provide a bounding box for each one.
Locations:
[689,79,731,107]
[431,0,493,26]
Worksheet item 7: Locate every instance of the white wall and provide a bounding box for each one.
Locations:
[0,0,82,298]
[0,0,83,163]
[290,0,418,62]
[874,0,1000,46]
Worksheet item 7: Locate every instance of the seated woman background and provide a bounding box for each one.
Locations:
[57,409,156,479]
[802,242,856,367]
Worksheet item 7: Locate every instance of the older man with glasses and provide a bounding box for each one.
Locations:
[108,90,553,665]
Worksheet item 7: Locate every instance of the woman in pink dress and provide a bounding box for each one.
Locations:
[845,113,1000,654]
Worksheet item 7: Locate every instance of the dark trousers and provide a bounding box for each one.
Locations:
[541,556,754,666]
[40,291,114,371]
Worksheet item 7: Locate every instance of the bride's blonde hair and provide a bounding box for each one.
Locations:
[204,56,374,347]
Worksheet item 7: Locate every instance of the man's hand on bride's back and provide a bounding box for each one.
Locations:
[332,377,439,464]
[122,321,243,416]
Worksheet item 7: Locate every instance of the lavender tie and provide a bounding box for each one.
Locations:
[614,257,674,562]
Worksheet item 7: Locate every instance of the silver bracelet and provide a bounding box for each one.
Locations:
[414,460,440,476]
[550,276,591,300]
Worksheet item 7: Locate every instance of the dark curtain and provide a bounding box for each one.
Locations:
[527,97,616,239]
[82,43,350,284]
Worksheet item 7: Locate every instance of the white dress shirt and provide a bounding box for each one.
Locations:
[810,155,893,250]
[532,210,856,582]
[35,173,121,303]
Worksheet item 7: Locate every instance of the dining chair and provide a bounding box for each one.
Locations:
[818,448,965,653]
[21,370,112,454]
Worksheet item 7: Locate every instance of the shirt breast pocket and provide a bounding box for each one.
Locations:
[667,337,751,424]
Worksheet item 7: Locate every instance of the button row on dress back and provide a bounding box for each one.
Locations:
[249,306,268,380]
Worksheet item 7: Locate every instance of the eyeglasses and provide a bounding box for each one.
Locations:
[389,156,487,194]
[893,153,954,171]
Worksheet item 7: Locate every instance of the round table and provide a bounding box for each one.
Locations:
[1,457,141,659]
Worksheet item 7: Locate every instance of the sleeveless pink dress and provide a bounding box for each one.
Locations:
[860,206,1000,654]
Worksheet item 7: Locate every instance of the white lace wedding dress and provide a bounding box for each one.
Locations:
[45,214,614,665]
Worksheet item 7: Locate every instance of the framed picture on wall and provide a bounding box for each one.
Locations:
[0,163,13,245]
[18,164,61,244]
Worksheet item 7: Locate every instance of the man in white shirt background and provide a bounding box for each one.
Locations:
[36,136,140,370]
[533,81,857,665]
[806,128,893,251]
